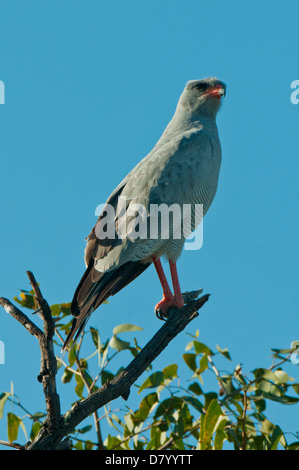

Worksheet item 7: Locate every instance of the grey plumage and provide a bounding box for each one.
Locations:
[63,77,226,350]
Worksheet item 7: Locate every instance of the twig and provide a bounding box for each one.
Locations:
[75,355,105,450]
[26,271,61,435]
[1,277,209,450]
[0,439,25,450]
[0,298,43,340]
[241,389,248,450]
[29,292,210,449]
[0,272,62,447]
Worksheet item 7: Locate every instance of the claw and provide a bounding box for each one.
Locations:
[155,294,185,320]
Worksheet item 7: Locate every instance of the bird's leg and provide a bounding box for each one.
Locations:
[152,257,174,312]
[169,260,185,309]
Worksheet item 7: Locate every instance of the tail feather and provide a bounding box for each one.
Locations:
[62,260,151,350]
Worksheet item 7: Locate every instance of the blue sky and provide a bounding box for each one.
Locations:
[0,0,298,445]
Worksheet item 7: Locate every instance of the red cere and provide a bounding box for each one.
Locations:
[206,85,225,99]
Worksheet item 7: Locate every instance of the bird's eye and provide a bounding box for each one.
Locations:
[193,82,209,93]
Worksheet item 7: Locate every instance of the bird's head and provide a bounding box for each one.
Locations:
[178,77,226,117]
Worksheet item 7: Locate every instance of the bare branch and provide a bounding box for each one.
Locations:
[0,439,25,450]
[26,271,61,434]
[1,272,62,443]
[0,297,43,339]
[1,273,209,450]
[28,293,209,449]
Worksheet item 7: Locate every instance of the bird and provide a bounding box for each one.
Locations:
[62,77,226,350]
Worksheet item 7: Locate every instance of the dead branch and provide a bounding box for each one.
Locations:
[0,272,209,450]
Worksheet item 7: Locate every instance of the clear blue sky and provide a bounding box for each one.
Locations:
[0,0,298,445]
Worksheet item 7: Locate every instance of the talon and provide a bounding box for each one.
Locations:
[155,294,174,318]
[155,294,185,320]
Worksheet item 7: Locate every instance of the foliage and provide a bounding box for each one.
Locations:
[1,289,299,450]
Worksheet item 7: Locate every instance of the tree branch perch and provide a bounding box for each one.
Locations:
[0,272,210,450]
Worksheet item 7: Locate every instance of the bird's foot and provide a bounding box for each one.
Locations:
[155,289,204,321]
[155,294,174,317]
[155,294,185,321]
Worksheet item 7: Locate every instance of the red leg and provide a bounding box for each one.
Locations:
[169,260,185,308]
[152,257,174,311]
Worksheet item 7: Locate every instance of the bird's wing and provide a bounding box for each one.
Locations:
[90,128,214,271]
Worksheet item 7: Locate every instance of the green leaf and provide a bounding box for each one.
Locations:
[194,341,213,355]
[216,345,232,361]
[214,428,227,450]
[213,416,228,450]
[84,440,94,450]
[19,420,28,441]
[109,336,130,351]
[74,374,85,398]
[112,323,143,335]
[218,375,236,396]
[183,353,197,371]
[74,441,83,450]
[30,421,42,441]
[106,434,123,449]
[181,395,204,414]
[90,327,100,349]
[139,371,164,393]
[0,392,11,419]
[50,304,61,316]
[14,291,35,310]
[136,393,159,421]
[124,413,134,433]
[7,412,21,442]
[154,397,183,419]
[77,424,93,434]
[199,354,209,374]
[188,382,203,396]
[172,438,185,450]
[287,441,299,450]
[68,346,77,367]
[271,348,293,355]
[257,379,282,396]
[203,399,223,446]
[204,392,218,410]
[261,418,275,434]
[30,412,46,422]
[100,338,109,368]
[255,398,266,413]
[101,370,115,385]
[262,393,299,405]
[90,327,102,365]
[61,368,74,384]
[270,425,284,450]
[197,414,206,450]
[110,324,143,351]
[274,370,290,384]
[50,302,72,317]
[162,364,178,380]
[254,368,293,389]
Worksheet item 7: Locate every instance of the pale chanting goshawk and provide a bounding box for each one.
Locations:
[63,77,226,350]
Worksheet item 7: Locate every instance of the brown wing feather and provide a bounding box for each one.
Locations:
[62,259,151,350]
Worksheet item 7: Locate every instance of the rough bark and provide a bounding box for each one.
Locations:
[0,274,209,450]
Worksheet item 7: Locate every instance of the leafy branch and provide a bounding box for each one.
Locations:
[0,272,209,450]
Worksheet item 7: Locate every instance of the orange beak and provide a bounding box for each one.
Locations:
[206,84,226,99]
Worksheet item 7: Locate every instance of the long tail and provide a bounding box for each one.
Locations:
[62,260,151,350]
